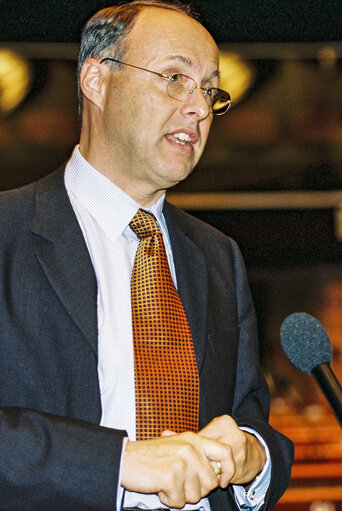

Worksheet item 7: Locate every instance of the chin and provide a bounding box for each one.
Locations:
[168,159,195,179]
[165,167,194,186]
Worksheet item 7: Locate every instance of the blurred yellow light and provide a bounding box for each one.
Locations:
[219,51,254,105]
[0,48,31,115]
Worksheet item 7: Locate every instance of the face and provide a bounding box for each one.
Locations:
[99,8,219,205]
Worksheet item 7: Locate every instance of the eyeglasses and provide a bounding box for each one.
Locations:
[100,57,231,116]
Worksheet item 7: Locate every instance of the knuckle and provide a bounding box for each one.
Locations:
[204,471,219,493]
[179,442,195,459]
[162,469,176,489]
[219,414,233,426]
[185,488,201,504]
[226,457,236,477]
[170,497,185,509]
[228,463,236,479]
[172,457,187,475]
[177,433,198,458]
[223,443,233,457]
[188,493,202,504]
[242,433,248,449]
[158,492,169,507]
[161,493,185,509]
[165,463,184,488]
[237,430,247,449]
[181,431,197,442]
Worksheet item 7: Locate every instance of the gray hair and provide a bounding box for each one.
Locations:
[77,0,198,117]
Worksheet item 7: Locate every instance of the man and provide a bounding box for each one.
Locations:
[0,1,293,510]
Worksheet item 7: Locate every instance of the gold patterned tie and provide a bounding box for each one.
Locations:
[130,208,199,440]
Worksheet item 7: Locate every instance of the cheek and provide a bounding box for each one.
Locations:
[200,118,213,146]
[135,94,161,133]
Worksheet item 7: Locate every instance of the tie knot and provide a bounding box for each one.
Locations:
[129,208,160,239]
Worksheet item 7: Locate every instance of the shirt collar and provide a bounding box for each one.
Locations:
[65,145,166,242]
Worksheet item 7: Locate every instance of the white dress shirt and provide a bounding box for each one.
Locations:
[64,146,270,511]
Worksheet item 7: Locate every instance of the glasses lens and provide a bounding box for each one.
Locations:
[211,89,231,115]
[167,75,231,115]
[167,74,196,101]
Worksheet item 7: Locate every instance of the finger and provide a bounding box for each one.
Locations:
[210,460,222,479]
[183,468,203,505]
[197,434,235,488]
[204,442,235,488]
[158,460,201,509]
[158,487,186,509]
[214,458,235,488]
[171,433,221,498]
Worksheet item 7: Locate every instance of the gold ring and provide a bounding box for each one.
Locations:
[215,461,222,477]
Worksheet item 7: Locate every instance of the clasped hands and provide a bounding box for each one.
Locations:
[121,415,266,509]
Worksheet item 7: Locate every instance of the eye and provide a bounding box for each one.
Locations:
[168,73,181,83]
[208,88,219,97]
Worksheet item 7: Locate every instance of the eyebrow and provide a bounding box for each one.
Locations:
[162,54,220,81]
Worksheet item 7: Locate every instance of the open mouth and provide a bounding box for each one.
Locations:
[166,132,192,146]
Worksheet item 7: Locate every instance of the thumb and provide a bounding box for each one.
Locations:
[160,430,177,437]
[199,422,221,440]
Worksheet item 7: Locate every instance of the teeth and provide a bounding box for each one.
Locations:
[174,132,191,142]
[166,132,192,146]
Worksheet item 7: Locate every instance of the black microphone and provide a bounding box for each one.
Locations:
[280,312,342,427]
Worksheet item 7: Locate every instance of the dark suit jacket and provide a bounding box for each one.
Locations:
[0,166,293,510]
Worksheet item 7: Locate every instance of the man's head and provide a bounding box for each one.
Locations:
[78,1,197,115]
[78,1,226,206]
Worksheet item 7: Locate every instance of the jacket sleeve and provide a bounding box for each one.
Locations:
[230,239,294,509]
[0,406,126,511]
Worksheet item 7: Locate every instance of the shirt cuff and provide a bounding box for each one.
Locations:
[232,427,271,511]
[117,436,129,510]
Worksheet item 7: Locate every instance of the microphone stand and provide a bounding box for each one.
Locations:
[311,363,342,428]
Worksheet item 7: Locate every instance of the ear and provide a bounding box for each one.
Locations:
[80,57,109,110]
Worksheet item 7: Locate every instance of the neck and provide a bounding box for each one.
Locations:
[79,136,166,208]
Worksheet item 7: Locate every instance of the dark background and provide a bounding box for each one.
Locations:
[1,1,342,269]
[1,0,342,43]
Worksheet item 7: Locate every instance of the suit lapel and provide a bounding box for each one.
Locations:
[31,167,98,354]
[164,203,208,372]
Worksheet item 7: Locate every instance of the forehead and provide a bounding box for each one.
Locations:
[125,7,219,72]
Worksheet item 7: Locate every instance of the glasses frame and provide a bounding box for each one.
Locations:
[99,57,231,115]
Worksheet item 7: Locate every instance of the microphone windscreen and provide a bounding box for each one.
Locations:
[280,312,332,375]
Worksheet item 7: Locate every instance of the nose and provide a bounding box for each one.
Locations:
[179,87,211,120]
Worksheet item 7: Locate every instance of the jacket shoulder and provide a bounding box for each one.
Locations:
[0,166,65,235]
[0,182,36,233]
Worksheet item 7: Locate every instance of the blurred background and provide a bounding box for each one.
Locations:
[1,1,342,508]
